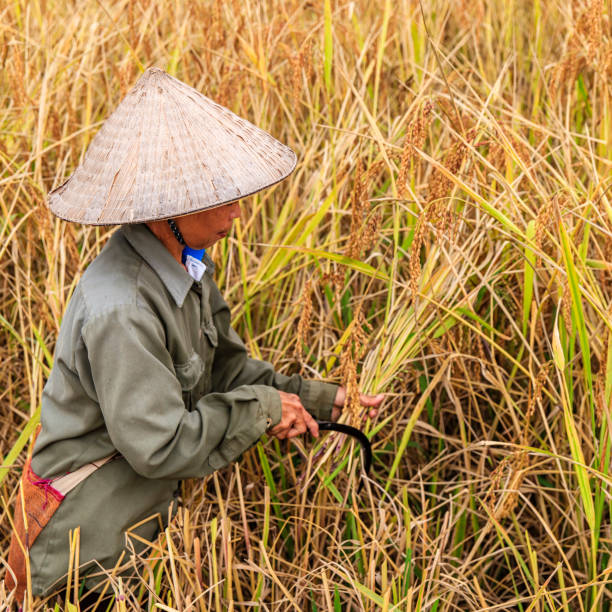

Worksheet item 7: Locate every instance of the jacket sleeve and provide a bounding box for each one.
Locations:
[210,289,338,422]
[81,305,282,480]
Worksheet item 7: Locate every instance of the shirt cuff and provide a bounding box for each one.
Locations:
[299,381,339,421]
[252,385,282,430]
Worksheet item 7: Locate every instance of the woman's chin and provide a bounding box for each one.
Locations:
[186,239,213,250]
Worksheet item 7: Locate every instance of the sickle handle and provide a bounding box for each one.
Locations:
[315,420,372,493]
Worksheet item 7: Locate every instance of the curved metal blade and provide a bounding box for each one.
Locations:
[316,420,372,493]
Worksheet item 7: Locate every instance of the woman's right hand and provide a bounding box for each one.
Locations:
[268,391,319,440]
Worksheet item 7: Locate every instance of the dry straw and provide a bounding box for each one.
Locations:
[48,67,297,225]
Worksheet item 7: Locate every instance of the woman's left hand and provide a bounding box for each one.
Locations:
[331,387,385,422]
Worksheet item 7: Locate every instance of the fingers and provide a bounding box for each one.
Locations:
[269,392,319,440]
[359,393,385,407]
[331,391,385,422]
[305,413,319,438]
[284,411,318,439]
[286,420,307,439]
[274,418,315,440]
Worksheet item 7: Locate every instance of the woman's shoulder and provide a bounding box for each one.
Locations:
[75,230,169,321]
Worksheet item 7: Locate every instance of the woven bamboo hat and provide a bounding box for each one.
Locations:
[48,67,297,225]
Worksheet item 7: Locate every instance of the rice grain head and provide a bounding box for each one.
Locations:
[295,279,314,363]
[585,0,604,63]
[487,450,530,521]
[561,279,572,333]
[595,304,611,425]
[535,198,555,251]
[398,100,433,196]
[408,215,427,300]
[290,39,313,109]
[345,160,384,260]
[8,43,27,109]
[338,305,369,424]
[550,0,605,98]
[523,365,549,447]
[426,132,472,239]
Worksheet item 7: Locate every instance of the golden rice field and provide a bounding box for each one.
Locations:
[1,0,611,609]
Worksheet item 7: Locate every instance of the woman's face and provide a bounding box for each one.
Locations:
[175,201,241,249]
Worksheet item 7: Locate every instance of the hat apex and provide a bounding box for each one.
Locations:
[48,67,297,225]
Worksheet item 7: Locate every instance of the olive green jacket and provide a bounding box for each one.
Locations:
[29,224,337,595]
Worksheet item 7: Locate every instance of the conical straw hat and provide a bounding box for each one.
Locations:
[48,67,297,225]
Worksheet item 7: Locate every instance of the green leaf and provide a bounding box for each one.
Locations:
[352,581,385,606]
[277,246,389,281]
[559,221,594,412]
[310,591,318,612]
[333,585,341,612]
[0,406,40,485]
[561,390,595,530]
[522,220,536,336]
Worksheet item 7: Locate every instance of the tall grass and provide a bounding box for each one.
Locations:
[1,0,611,609]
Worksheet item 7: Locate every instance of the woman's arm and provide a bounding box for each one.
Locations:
[209,289,338,421]
[83,305,282,479]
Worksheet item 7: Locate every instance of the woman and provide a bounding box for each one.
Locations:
[6,68,382,603]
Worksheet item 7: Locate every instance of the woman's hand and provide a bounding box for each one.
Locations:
[331,387,384,422]
[268,391,320,440]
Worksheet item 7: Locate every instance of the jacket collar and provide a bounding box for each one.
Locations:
[120,224,215,307]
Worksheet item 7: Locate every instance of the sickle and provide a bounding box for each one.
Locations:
[315,420,372,493]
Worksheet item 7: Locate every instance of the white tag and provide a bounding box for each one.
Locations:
[184,254,207,281]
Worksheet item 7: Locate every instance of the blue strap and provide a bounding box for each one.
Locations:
[181,246,206,264]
